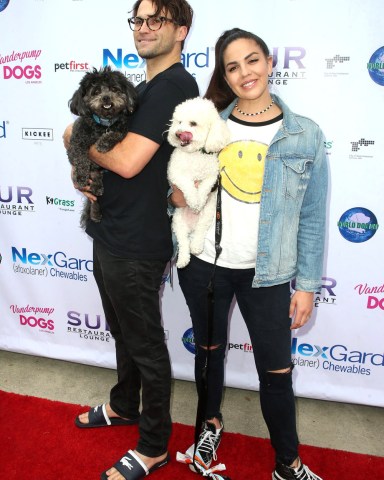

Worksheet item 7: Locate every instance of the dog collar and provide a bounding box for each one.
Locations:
[93,114,119,127]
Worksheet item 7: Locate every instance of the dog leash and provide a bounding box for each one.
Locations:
[192,175,231,480]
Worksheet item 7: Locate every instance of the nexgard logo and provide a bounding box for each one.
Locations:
[12,246,92,282]
[367,46,384,86]
[337,207,379,243]
[269,47,306,85]
[292,337,384,376]
[0,120,8,138]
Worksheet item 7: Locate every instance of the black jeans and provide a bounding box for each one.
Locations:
[178,255,299,465]
[93,241,172,457]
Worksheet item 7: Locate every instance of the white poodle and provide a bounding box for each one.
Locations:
[167,97,230,268]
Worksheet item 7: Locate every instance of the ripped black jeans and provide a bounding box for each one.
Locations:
[178,255,299,465]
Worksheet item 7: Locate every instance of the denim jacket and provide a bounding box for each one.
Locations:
[220,94,328,292]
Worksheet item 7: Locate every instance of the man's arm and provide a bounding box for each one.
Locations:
[89,131,160,179]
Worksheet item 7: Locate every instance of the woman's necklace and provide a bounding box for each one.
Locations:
[235,99,275,117]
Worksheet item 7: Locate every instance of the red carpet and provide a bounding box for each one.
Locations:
[1,390,382,479]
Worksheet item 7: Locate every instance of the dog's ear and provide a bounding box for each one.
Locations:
[125,81,139,114]
[68,87,88,116]
[204,117,231,153]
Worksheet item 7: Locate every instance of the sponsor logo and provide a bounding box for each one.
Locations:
[22,128,53,141]
[182,327,195,354]
[269,47,306,85]
[11,246,92,282]
[10,304,55,333]
[54,61,90,73]
[0,186,35,216]
[324,54,350,78]
[46,196,75,212]
[337,207,379,243]
[0,0,10,13]
[291,277,337,307]
[0,120,8,138]
[367,46,384,86]
[0,49,42,83]
[349,138,375,159]
[292,337,384,376]
[228,342,253,352]
[324,140,333,156]
[67,310,112,342]
[354,282,384,311]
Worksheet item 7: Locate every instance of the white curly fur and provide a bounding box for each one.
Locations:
[167,97,230,268]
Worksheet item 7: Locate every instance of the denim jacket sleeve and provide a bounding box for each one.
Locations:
[295,125,328,292]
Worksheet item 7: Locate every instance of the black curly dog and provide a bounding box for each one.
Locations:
[67,66,138,228]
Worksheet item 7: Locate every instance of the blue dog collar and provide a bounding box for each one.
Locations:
[93,114,119,127]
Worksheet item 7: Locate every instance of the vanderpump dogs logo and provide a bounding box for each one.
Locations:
[0,186,35,216]
[11,246,92,282]
[355,282,384,311]
[10,304,55,334]
[367,46,384,86]
[269,46,306,85]
[0,49,42,83]
[291,337,384,376]
[338,208,379,243]
[0,0,10,13]
[67,310,112,342]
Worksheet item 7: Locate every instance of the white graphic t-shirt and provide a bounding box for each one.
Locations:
[197,113,283,269]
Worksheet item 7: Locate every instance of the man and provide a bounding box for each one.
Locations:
[64,1,198,478]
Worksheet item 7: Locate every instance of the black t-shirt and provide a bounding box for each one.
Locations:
[86,63,199,261]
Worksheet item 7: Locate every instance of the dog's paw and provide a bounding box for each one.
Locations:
[95,132,123,152]
[190,237,204,255]
[176,253,191,269]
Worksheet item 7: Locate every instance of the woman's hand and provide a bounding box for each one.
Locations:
[289,291,314,330]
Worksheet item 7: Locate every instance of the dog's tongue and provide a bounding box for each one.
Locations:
[177,131,193,145]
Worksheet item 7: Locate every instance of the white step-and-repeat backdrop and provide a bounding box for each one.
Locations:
[1,0,383,407]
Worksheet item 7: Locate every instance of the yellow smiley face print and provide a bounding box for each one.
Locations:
[219,140,268,204]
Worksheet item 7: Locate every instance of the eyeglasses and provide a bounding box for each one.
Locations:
[127,16,178,31]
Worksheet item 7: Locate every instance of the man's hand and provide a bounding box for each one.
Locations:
[63,124,73,150]
[289,291,314,330]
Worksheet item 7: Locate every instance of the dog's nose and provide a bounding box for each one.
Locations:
[176,131,193,145]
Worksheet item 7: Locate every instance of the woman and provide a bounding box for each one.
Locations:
[171,28,327,480]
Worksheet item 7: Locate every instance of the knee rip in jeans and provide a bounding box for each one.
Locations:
[262,363,294,389]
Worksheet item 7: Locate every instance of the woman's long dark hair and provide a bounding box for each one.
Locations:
[205,28,270,111]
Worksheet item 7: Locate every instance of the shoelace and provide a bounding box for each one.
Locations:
[197,430,220,461]
[294,463,319,480]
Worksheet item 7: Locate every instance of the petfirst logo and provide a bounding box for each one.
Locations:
[22,128,53,141]
[67,310,112,343]
[0,49,42,83]
[182,327,195,354]
[11,246,92,282]
[292,277,337,307]
[367,46,384,86]
[0,0,10,13]
[0,186,35,216]
[228,342,253,353]
[54,60,90,73]
[46,196,75,212]
[0,120,8,139]
[324,54,350,78]
[269,47,306,85]
[10,304,55,334]
[337,207,379,243]
[291,337,384,376]
[355,282,384,311]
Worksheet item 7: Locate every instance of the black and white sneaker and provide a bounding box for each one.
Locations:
[189,421,223,473]
[272,458,323,480]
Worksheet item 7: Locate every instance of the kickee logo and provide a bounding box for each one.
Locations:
[182,327,195,354]
[292,337,384,376]
[337,207,379,243]
[0,186,35,216]
[367,46,384,86]
[10,304,55,334]
[354,282,384,311]
[22,128,53,141]
[12,246,92,282]
[67,310,112,342]
[269,46,306,85]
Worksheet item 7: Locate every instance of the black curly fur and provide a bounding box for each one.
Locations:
[67,66,138,228]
